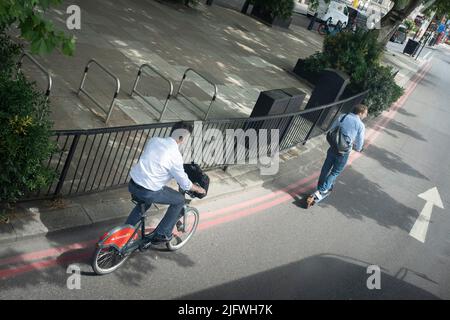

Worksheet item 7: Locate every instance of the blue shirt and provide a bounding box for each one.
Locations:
[329,113,365,152]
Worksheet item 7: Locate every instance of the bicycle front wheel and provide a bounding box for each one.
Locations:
[166,207,199,251]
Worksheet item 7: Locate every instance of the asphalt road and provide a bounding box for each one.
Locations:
[1,46,450,300]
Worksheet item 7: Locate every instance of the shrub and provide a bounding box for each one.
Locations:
[403,19,415,31]
[0,33,56,203]
[322,29,382,74]
[299,30,404,115]
[301,52,330,74]
[360,65,404,116]
[0,32,22,76]
[309,0,330,11]
[250,0,295,19]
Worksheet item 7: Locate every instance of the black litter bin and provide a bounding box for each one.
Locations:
[403,39,420,56]
[244,88,306,144]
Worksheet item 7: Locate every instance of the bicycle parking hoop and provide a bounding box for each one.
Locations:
[78,58,121,124]
[18,52,53,99]
[130,64,174,122]
[175,68,218,121]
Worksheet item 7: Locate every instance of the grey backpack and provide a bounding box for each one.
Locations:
[326,114,352,154]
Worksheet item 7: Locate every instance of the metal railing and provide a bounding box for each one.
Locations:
[130,64,174,122]
[17,52,53,98]
[176,68,218,120]
[23,90,367,201]
[78,59,121,124]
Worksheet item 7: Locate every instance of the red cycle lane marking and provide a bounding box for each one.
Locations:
[200,172,320,220]
[0,61,432,280]
[0,251,94,279]
[0,240,96,267]
[198,180,318,232]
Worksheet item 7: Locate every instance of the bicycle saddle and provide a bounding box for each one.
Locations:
[131,194,146,205]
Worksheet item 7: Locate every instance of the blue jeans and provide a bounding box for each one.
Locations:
[125,180,185,240]
[318,148,350,193]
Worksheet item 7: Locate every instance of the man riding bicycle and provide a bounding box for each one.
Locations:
[125,121,206,245]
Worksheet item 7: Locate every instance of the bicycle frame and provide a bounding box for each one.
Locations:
[318,18,344,36]
[92,183,202,274]
[96,202,191,254]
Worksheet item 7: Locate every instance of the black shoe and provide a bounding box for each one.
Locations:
[148,234,173,246]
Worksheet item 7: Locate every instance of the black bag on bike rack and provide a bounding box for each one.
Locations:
[183,162,210,199]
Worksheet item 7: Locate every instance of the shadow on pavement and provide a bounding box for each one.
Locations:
[49,231,197,288]
[178,253,439,299]
[397,108,417,118]
[378,119,427,142]
[0,224,197,293]
[321,168,420,232]
[362,144,429,180]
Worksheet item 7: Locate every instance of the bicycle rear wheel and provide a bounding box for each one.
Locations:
[166,207,199,251]
[318,24,327,35]
[92,246,130,275]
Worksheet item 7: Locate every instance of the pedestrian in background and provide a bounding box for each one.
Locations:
[311,104,368,203]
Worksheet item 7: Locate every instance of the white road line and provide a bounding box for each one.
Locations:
[409,187,444,243]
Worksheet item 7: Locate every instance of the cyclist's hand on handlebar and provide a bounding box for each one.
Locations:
[197,187,206,195]
[191,184,206,195]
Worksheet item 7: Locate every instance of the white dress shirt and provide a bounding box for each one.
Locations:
[130,137,192,191]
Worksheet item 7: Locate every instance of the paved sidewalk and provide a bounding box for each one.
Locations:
[384,39,436,88]
[19,0,325,129]
[18,0,425,130]
[1,1,431,244]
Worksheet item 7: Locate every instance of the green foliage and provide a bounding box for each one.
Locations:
[423,0,450,17]
[0,32,22,76]
[403,19,415,31]
[309,0,319,11]
[361,64,404,116]
[0,0,75,56]
[301,30,404,115]
[250,0,295,19]
[322,30,383,77]
[0,32,56,203]
[309,0,331,11]
[301,52,330,73]
[394,0,411,10]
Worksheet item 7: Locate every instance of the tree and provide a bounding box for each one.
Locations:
[377,0,450,45]
[0,0,75,56]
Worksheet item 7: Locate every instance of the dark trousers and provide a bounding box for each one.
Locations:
[125,180,185,239]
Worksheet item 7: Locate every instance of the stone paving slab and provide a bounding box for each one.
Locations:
[17,0,322,129]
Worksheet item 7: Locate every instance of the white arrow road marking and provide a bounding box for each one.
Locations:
[409,187,444,243]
